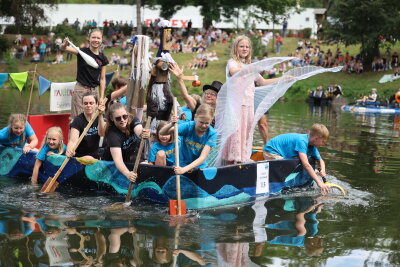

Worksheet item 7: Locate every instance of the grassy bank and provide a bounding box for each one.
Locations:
[1,35,400,102]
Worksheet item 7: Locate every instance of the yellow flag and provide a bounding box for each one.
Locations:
[10,72,29,92]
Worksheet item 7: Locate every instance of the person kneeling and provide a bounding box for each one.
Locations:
[263,123,330,194]
[148,121,176,166]
[160,104,216,175]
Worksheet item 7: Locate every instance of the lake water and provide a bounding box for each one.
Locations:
[0,88,399,266]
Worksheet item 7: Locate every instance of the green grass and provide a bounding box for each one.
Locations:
[1,34,400,102]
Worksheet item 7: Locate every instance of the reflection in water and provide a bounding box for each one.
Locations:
[0,196,330,267]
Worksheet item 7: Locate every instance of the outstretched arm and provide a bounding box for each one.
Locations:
[298,152,328,194]
[60,38,78,55]
[174,145,211,174]
[169,63,197,111]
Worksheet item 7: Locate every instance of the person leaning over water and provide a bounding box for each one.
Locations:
[102,102,150,182]
[66,93,106,160]
[0,113,38,154]
[263,123,330,194]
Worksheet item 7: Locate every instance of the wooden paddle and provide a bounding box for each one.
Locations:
[41,110,101,193]
[169,98,186,215]
[125,116,152,203]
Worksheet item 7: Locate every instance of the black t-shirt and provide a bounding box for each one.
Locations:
[103,118,142,162]
[76,47,109,87]
[70,113,100,158]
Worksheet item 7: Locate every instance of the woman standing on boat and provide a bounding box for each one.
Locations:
[223,35,281,164]
[66,93,106,160]
[102,102,150,182]
[0,114,38,154]
[61,29,108,119]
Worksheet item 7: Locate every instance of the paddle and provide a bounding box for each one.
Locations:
[124,116,152,204]
[41,109,101,193]
[169,98,187,215]
[318,168,347,196]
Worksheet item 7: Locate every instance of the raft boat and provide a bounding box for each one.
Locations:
[341,103,400,114]
[0,145,314,209]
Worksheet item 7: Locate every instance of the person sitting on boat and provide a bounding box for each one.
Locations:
[66,93,106,160]
[388,88,400,106]
[263,123,330,194]
[160,104,216,174]
[332,84,343,98]
[109,76,128,105]
[102,102,150,183]
[169,62,222,127]
[31,127,67,184]
[0,113,39,154]
[357,88,378,103]
[148,121,176,166]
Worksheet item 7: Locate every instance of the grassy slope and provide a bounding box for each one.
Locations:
[1,35,400,102]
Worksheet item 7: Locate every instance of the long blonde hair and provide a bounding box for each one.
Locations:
[231,35,252,64]
[8,113,27,147]
[194,103,215,120]
[41,127,64,154]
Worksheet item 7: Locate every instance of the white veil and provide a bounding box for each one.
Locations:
[209,57,342,166]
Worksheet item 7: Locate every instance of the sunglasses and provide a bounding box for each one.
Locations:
[115,114,128,122]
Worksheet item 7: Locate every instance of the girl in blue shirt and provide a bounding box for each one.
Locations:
[0,113,38,154]
[31,127,66,184]
[160,104,217,174]
[148,121,176,166]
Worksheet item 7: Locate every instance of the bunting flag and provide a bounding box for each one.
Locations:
[0,73,8,88]
[38,75,52,96]
[106,71,115,88]
[9,72,29,92]
[50,82,76,112]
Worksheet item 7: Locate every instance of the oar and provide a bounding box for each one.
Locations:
[125,116,152,204]
[169,98,187,215]
[318,169,347,196]
[41,110,101,193]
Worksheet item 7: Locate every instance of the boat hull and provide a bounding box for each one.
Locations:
[0,145,313,209]
[342,105,400,114]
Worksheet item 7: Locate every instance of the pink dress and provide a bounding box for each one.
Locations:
[222,59,256,163]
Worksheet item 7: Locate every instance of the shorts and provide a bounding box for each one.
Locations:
[71,82,99,118]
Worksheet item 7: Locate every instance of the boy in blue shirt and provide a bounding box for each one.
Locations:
[263,123,329,194]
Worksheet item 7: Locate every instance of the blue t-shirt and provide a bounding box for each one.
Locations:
[264,133,321,160]
[119,96,126,105]
[0,121,35,148]
[181,106,193,121]
[148,142,176,166]
[36,143,67,161]
[178,121,217,168]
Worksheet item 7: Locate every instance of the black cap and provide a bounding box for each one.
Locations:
[203,81,223,93]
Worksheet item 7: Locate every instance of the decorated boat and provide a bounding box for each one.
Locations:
[0,145,314,209]
[341,103,400,114]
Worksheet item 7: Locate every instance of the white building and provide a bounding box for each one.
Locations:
[1,4,324,37]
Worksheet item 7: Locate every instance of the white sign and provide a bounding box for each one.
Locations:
[50,82,76,112]
[252,197,268,242]
[256,162,270,194]
[45,231,73,266]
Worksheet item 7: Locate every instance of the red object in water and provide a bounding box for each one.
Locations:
[192,80,201,87]
[168,199,187,215]
[28,113,70,148]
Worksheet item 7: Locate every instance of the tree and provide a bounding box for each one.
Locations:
[323,0,400,66]
[0,0,56,29]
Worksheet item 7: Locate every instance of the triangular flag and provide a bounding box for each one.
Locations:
[38,75,52,96]
[0,73,8,88]
[9,72,29,92]
[106,71,115,88]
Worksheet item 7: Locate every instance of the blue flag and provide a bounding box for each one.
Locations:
[106,71,115,88]
[38,75,52,96]
[0,73,8,88]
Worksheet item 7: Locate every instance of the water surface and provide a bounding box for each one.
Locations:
[0,90,399,266]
